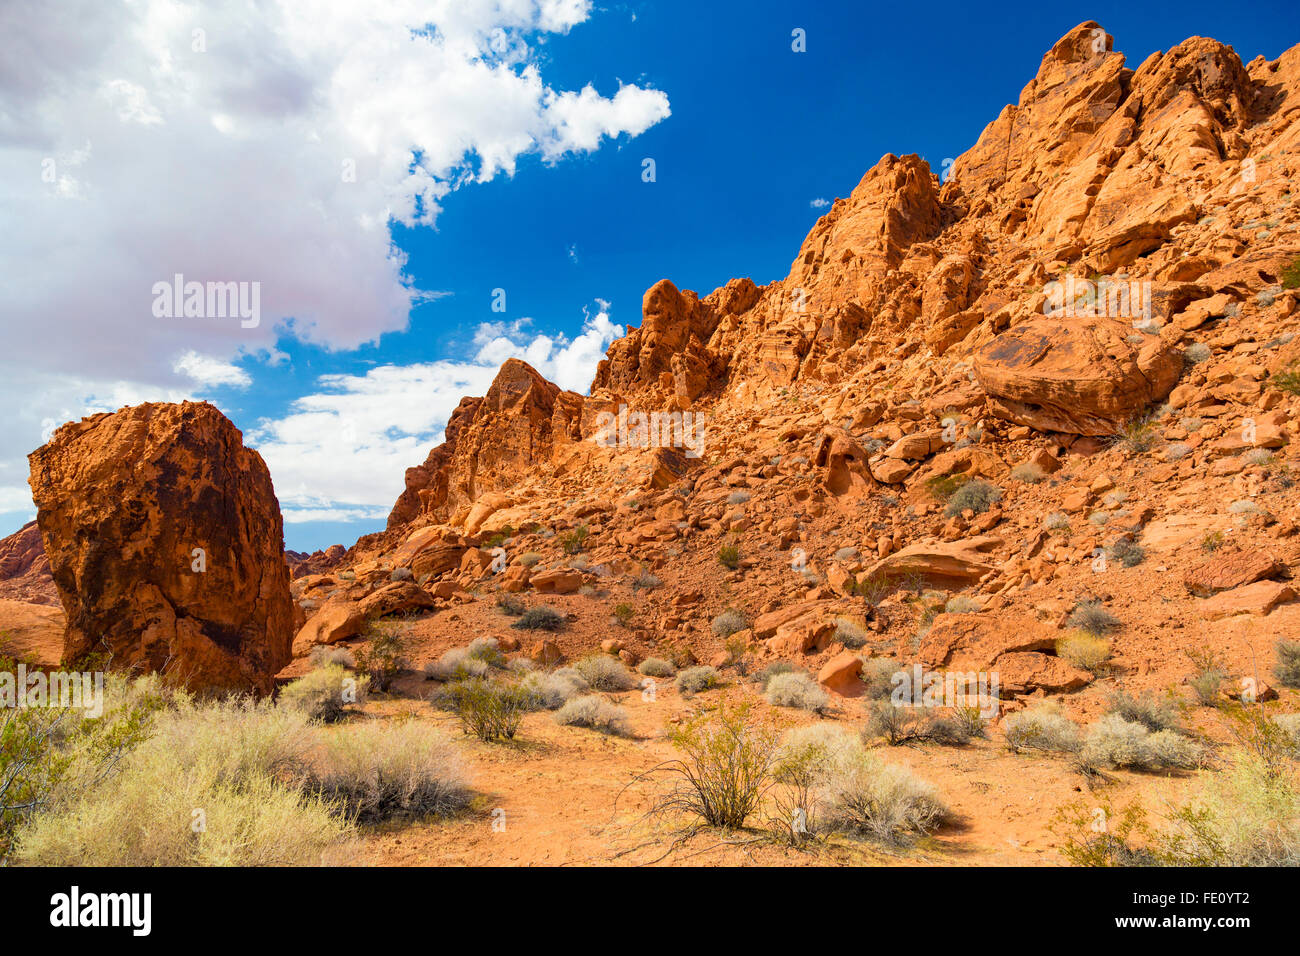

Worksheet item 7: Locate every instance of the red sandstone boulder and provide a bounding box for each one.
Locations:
[974,318,1183,436]
[28,401,293,694]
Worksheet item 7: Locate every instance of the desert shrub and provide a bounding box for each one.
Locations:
[511,606,565,631]
[574,655,637,692]
[305,721,471,823]
[676,665,721,696]
[554,695,631,736]
[834,546,859,562]
[1057,631,1111,673]
[849,572,890,605]
[1003,705,1081,754]
[354,620,410,692]
[1,677,165,858]
[764,672,830,713]
[1275,714,1300,758]
[1067,599,1121,636]
[1282,257,1300,290]
[1108,538,1145,567]
[717,544,741,569]
[1076,715,1202,774]
[1201,530,1226,552]
[864,701,973,747]
[711,608,747,639]
[647,702,778,829]
[943,594,981,614]
[925,472,968,502]
[859,657,900,700]
[1275,639,1300,689]
[496,594,526,616]
[518,552,542,568]
[1165,442,1192,461]
[833,616,868,649]
[1156,751,1300,865]
[1186,648,1229,706]
[1043,512,1071,533]
[926,712,976,746]
[613,602,635,626]
[155,697,315,786]
[949,705,989,740]
[1246,448,1275,467]
[461,638,505,670]
[424,647,488,682]
[866,701,929,745]
[309,645,355,669]
[280,665,369,723]
[12,760,350,866]
[1116,416,1158,452]
[753,660,799,687]
[1011,463,1046,483]
[638,657,676,678]
[1106,688,1182,733]
[1088,510,1110,526]
[443,679,528,741]
[518,668,589,710]
[943,479,1002,517]
[633,572,662,590]
[797,727,948,844]
[10,692,351,866]
[560,523,589,554]
[1184,342,1212,364]
[727,490,752,505]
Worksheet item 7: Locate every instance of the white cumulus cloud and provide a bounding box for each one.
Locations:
[0,0,667,526]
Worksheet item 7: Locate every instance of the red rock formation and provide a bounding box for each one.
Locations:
[387,358,584,530]
[28,401,293,694]
[973,318,1184,435]
[0,521,58,605]
[286,543,346,579]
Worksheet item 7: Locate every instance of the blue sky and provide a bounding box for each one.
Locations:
[2,0,1296,553]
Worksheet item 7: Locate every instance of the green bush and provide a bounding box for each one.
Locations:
[573,655,636,691]
[1003,705,1081,754]
[781,725,948,845]
[637,657,676,678]
[280,665,369,723]
[1067,599,1121,636]
[1106,688,1182,733]
[1275,639,1300,689]
[443,679,528,741]
[518,668,588,710]
[943,479,1002,517]
[511,606,565,631]
[676,665,721,696]
[717,544,741,569]
[764,672,829,713]
[711,608,747,638]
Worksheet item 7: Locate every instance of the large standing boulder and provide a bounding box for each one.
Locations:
[28,401,293,694]
[973,318,1182,435]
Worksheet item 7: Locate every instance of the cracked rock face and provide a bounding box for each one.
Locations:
[28,401,293,694]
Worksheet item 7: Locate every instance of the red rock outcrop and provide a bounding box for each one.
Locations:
[0,521,57,605]
[973,318,1184,435]
[387,358,583,530]
[286,543,346,579]
[27,401,293,694]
